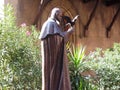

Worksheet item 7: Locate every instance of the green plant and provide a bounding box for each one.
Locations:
[82,43,120,90]
[68,44,95,90]
[68,45,86,73]
[68,45,85,90]
[0,4,42,90]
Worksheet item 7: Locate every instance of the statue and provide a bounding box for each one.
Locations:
[39,7,76,90]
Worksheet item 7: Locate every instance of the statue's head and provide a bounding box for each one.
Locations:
[50,7,63,22]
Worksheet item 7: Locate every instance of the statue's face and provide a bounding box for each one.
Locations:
[55,10,63,22]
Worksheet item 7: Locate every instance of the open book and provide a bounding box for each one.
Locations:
[62,15,79,26]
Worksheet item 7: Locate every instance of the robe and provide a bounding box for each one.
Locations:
[39,18,73,90]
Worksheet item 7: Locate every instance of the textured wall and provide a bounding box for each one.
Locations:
[5,0,40,25]
[74,0,120,53]
[5,0,120,53]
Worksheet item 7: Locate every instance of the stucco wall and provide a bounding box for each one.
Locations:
[5,0,120,53]
[5,0,40,25]
[74,1,120,52]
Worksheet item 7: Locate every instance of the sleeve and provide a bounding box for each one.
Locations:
[63,26,75,43]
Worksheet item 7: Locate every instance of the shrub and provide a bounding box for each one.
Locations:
[0,4,42,90]
[68,43,120,90]
[82,43,120,90]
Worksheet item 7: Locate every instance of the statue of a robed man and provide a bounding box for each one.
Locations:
[39,7,74,90]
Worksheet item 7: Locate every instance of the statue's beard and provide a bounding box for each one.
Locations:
[56,17,60,22]
[55,14,61,22]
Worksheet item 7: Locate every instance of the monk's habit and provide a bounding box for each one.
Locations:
[39,18,71,90]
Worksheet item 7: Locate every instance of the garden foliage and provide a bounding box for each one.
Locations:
[0,4,42,90]
[82,43,120,90]
[68,43,120,90]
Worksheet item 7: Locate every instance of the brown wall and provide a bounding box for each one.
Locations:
[5,0,40,25]
[5,0,120,53]
[75,1,120,53]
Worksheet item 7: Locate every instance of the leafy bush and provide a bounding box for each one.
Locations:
[68,43,120,90]
[0,4,42,90]
[82,43,120,90]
